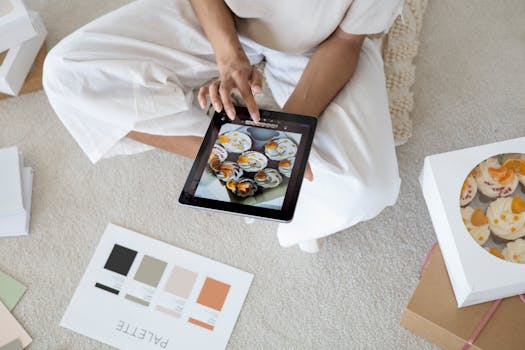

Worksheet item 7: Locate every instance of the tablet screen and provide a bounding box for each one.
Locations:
[179,107,317,222]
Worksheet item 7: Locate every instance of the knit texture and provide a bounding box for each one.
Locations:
[385,0,428,145]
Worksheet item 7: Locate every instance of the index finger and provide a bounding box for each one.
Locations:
[235,78,260,122]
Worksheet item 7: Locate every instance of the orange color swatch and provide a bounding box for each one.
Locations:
[196,278,231,311]
[188,317,214,331]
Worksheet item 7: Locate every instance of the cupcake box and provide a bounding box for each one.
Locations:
[0,10,46,96]
[420,137,525,307]
[0,0,37,52]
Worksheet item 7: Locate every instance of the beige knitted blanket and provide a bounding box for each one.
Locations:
[230,0,428,146]
[385,0,428,145]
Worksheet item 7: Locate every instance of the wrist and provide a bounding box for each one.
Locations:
[216,43,249,68]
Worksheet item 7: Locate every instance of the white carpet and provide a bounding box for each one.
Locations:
[1,0,524,349]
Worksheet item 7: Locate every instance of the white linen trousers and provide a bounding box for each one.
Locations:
[43,0,401,247]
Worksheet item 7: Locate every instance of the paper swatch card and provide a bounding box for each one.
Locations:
[61,224,253,350]
[0,301,31,348]
[0,339,22,350]
[0,271,26,311]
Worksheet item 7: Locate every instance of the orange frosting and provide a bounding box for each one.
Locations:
[503,158,525,176]
[489,248,505,259]
[226,181,236,191]
[471,208,489,226]
[218,135,230,144]
[266,141,277,150]
[511,197,525,214]
[488,166,515,185]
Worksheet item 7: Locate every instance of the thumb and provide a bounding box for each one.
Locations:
[304,162,314,181]
[250,69,263,94]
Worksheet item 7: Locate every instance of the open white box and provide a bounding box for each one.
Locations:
[0,10,46,96]
[0,0,37,53]
[420,137,525,307]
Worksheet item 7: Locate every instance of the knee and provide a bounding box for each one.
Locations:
[331,163,401,221]
[360,170,401,213]
[43,41,71,98]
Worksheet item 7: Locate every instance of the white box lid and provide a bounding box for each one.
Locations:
[0,0,37,52]
[421,137,525,306]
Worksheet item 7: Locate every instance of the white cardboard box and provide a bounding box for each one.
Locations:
[0,0,37,53]
[0,146,33,236]
[0,10,46,96]
[420,137,525,307]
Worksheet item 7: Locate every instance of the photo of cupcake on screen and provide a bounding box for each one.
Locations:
[459,154,525,264]
[194,123,302,210]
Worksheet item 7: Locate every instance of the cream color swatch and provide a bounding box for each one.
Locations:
[0,302,31,348]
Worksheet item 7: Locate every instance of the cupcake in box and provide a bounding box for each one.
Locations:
[215,161,243,182]
[484,247,505,260]
[460,172,477,206]
[226,178,258,197]
[461,206,490,245]
[476,157,518,198]
[501,157,525,187]
[486,197,525,241]
[254,168,282,188]
[502,238,525,264]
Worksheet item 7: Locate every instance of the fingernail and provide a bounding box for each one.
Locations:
[252,85,262,94]
[226,108,235,119]
[251,112,260,122]
[199,101,205,109]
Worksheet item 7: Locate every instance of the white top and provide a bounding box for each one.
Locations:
[225,0,404,53]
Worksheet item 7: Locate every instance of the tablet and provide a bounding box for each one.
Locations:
[179,106,317,222]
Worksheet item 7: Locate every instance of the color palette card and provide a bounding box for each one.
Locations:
[0,270,26,311]
[61,224,253,350]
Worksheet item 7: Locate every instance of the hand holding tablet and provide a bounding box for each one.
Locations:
[179,106,317,222]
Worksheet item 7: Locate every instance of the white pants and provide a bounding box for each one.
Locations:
[43,0,401,247]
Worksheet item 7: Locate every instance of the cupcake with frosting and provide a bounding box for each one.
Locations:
[209,144,228,162]
[218,131,252,153]
[226,178,258,197]
[278,157,295,178]
[501,156,525,187]
[461,206,490,245]
[486,197,525,241]
[254,168,282,188]
[502,239,525,264]
[215,161,243,182]
[484,247,505,260]
[208,144,228,172]
[460,173,477,206]
[264,138,297,161]
[476,157,518,198]
[237,151,268,172]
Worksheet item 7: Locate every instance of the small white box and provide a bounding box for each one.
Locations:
[420,137,525,307]
[0,0,37,52]
[0,10,46,96]
[0,146,33,236]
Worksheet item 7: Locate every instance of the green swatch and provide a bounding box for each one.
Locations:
[0,271,26,311]
[0,339,23,350]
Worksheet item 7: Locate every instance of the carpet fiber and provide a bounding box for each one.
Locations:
[1,1,524,349]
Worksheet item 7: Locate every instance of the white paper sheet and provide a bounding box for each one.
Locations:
[61,224,253,350]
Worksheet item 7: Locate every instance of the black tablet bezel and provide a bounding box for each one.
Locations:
[178,106,317,222]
